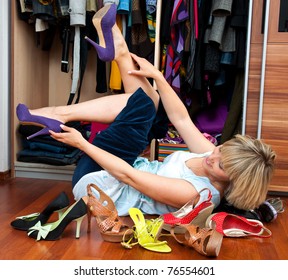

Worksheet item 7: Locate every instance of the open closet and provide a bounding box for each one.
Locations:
[10,0,288,194]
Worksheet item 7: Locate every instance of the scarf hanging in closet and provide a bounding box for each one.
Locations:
[185,0,198,90]
[164,0,189,98]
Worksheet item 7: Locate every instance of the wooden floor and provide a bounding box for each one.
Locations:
[0,177,288,260]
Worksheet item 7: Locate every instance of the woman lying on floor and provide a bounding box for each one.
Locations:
[17,4,276,216]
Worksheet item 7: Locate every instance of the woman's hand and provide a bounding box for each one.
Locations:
[128,52,162,80]
[49,124,86,150]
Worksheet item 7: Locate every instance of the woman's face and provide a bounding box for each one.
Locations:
[202,146,230,183]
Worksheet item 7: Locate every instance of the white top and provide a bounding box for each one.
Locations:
[73,151,221,216]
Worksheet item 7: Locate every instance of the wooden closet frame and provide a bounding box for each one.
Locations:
[245,0,288,193]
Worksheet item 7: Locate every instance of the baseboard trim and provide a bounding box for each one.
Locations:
[0,170,11,180]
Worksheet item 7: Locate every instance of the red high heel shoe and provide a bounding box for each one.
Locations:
[85,4,117,61]
[205,212,272,238]
[162,188,214,233]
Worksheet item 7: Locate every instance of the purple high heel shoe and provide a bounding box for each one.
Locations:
[16,103,63,140]
[85,4,117,61]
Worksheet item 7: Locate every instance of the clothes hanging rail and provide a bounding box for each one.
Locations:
[257,0,270,139]
[153,0,162,90]
[241,0,253,135]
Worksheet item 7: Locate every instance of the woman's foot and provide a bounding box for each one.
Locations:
[111,20,129,60]
[29,106,66,124]
[16,104,64,139]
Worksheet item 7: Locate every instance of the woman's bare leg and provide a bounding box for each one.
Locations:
[111,22,160,107]
[30,6,159,124]
[30,94,132,124]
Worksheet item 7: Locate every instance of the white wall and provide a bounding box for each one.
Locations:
[0,0,10,172]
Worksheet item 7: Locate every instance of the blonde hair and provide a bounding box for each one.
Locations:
[221,134,276,210]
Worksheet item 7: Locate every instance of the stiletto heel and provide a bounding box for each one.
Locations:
[28,127,49,139]
[27,198,87,241]
[162,188,214,233]
[11,192,70,231]
[85,4,117,61]
[86,183,133,242]
[75,215,86,239]
[16,103,63,140]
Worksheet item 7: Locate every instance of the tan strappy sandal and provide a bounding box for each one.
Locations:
[86,183,133,242]
[171,224,223,257]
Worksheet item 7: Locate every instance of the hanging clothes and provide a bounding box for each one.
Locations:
[146,0,157,43]
[109,14,124,91]
[130,0,154,58]
[185,0,198,90]
[164,0,189,100]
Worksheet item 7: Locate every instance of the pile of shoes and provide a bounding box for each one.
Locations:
[9,186,222,257]
[10,185,285,258]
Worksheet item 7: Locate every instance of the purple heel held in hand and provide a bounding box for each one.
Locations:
[16,103,63,140]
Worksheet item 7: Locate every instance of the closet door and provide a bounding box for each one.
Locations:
[245,0,265,137]
[251,0,288,192]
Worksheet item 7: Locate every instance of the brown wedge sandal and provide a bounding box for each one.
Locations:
[171,224,223,257]
[86,183,133,242]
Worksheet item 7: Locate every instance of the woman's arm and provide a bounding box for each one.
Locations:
[50,125,199,208]
[129,53,214,153]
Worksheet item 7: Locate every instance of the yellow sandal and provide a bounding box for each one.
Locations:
[122,208,171,253]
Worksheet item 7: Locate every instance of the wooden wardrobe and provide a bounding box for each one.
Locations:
[10,0,288,193]
[245,0,288,193]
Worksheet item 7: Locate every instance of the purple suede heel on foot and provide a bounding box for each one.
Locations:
[85,4,117,61]
[16,104,63,140]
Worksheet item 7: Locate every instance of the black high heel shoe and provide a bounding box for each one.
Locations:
[27,198,87,241]
[10,192,70,231]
